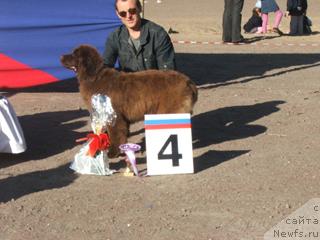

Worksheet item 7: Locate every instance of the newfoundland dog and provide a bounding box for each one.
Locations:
[61,45,197,157]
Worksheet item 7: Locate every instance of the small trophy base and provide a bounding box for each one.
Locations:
[123,167,134,177]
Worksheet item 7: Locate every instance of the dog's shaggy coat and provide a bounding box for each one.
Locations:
[61,45,198,157]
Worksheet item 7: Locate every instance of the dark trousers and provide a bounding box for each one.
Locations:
[222,0,244,42]
[290,15,304,35]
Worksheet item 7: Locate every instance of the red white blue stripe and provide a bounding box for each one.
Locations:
[144,118,191,130]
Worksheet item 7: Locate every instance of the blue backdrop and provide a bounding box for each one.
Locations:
[0,0,121,88]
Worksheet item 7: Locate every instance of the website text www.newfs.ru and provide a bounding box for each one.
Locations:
[274,229,319,238]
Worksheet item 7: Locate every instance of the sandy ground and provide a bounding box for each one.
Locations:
[1,0,320,239]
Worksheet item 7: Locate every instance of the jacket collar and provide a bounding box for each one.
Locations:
[139,19,149,45]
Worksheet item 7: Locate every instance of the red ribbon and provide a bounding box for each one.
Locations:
[76,133,111,157]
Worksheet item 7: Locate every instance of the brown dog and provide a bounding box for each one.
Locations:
[61,45,198,157]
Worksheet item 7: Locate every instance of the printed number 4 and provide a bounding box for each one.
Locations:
[158,134,182,166]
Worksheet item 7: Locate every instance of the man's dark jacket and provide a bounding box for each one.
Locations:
[287,0,307,16]
[103,19,176,72]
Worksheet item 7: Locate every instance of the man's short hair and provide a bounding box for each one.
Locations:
[114,0,142,11]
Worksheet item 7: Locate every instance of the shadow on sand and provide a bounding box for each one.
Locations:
[192,100,285,172]
[176,53,320,88]
[0,109,89,167]
[0,163,77,203]
[0,109,88,203]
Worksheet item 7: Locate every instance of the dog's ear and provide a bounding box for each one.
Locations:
[76,46,104,78]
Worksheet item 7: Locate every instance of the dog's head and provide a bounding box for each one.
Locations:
[60,45,104,78]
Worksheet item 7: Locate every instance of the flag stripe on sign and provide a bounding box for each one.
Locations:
[144,119,191,125]
[145,124,191,130]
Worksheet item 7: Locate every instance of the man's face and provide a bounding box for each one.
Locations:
[116,0,141,30]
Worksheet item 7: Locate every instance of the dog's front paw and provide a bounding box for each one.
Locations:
[107,146,120,158]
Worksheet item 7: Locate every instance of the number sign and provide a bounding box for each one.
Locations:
[144,114,194,175]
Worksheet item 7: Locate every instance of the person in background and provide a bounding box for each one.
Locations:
[243,7,263,33]
[103,0,176,72]
[302,15,312,34]
[286,0,308,35]
[222,0,245,43]
[260,0,284,35]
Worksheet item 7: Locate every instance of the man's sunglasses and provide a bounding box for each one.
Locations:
[118,8,138,18]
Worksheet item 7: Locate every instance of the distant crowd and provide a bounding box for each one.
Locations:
[223,0,311,44]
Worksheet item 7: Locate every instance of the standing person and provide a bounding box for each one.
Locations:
[286,0,308,35]
[222,0,245,43]
[103,0,176,72]
[260,0,284,34]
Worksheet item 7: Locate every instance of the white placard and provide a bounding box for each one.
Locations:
[144,114,194,175]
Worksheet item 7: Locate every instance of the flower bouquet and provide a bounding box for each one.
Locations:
[70,94,117,175]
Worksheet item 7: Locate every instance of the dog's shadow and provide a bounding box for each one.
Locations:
[129,100,285,173]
